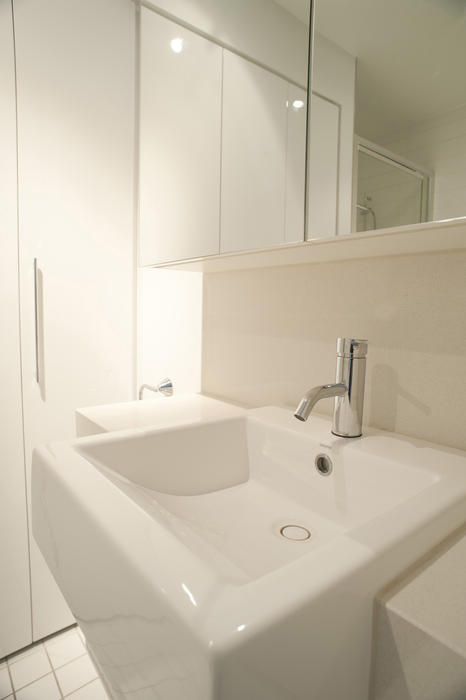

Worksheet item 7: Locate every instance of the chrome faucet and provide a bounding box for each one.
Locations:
[294,338,368,438]
[138,377,174,400]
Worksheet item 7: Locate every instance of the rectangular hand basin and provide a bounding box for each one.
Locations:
[76,410,439,582]
[32,405,466,700]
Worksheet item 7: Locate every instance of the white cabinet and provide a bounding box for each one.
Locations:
[0,0,32,658]
[139,7,222,265]
[14,0,135,641]
[221,52,306,252]
[139,21,307,265]
[307,94,339,238]
[220,51,288,253]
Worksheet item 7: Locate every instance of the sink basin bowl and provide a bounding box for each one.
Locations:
[32,406,466,700]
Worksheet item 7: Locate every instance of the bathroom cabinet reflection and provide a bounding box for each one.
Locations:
[139,0,466,267]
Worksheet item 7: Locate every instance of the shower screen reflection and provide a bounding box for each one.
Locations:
[307,0,466,237]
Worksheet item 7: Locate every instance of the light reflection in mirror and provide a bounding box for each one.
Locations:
[170,37,184,54]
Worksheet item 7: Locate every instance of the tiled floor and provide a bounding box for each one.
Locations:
[0,626,109,700]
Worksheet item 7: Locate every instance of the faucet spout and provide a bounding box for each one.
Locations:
[294,383,346,422]
[293,338,368,438]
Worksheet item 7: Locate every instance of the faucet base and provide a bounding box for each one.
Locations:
[331,430,362,439]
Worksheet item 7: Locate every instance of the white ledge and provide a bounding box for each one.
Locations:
[143,217,466,273]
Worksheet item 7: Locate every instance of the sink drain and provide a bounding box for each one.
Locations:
[279,524,311,541]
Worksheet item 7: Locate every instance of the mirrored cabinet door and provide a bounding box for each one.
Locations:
[139,7,222,265]
[307,33,356,240]
[220,51,289,254]
[311,0,466,239]
[307,94,339,238]
[285,84,307,243]
[139,2,310,266]
[221,51,306,253]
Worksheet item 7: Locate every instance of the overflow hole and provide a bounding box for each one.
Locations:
[315,453,333,476]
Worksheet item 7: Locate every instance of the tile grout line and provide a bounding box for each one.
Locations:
[7,667,52,695]
[5,657,16,700]
[7,628,83,670]
[65,676,101,698]
[7,639,43,667]
[53,651,88,672]
[7,641,58,697]
[7,624,79,668]
[4,627,93,699]
[45,640,99,698]
[42,642,64,699]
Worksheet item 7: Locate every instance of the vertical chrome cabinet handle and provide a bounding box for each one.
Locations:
[33,258,41,385]
[33,259,46,400]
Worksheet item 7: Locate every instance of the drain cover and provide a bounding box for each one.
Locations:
[279,524,311,541]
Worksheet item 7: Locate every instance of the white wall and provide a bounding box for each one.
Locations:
[381,104,466,222]
[138,269,203,395]
[201,247,466,451]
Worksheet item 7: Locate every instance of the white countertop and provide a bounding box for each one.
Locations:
[75,394,246,436]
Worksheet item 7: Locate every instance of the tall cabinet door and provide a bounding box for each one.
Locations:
[14,0,135,641]
[0,0,32,658]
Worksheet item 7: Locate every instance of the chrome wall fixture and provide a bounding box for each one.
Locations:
[294,338,368,437]
[356,203,377,230]
[138,378,174,400]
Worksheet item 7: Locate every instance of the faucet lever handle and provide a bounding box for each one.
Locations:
[336,338,368,359]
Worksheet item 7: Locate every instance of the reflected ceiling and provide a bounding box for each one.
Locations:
[278,0,466,140]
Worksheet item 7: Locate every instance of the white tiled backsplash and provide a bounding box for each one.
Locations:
[202,249,466,451]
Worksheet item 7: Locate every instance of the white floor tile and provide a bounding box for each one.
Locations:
[45,628,86,669]
[76,627,86,645]
[15,672,61,700]
[7,642,41,666]
[56,654,98,696]
[67,677,109,699]
[8,645,51,690]
[0,666,12,699]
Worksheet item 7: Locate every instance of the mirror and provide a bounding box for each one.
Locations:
[308,0,466,239]
[138,0,311,266]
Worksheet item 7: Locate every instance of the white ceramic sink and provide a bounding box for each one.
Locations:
[32,406,466,700]
[75,393,245,436]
